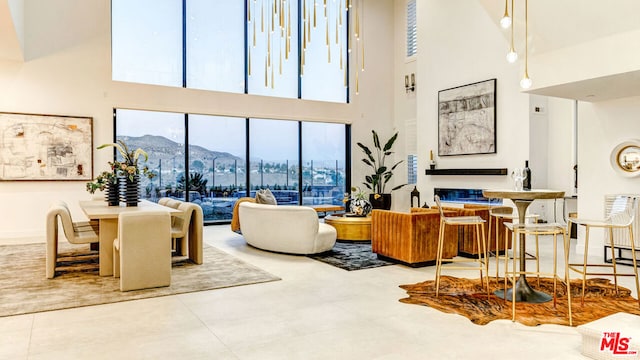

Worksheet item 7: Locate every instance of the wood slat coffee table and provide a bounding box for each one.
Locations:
[324,214,372,241]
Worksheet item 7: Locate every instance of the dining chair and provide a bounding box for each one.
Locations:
[158,198,204,263]
[113,211,171,291]
[434,195,490,298]
[567,195,640,307]
[46,202,99,278]
[504,222,572,325]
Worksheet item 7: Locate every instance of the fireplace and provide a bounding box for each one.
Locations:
[434,188,502,205]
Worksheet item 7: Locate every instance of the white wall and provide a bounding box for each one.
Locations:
[576,96,640,254]
[0,0,395,240]
[414,0,531,206]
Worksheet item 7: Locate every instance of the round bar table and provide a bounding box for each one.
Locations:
[482,189,565,303]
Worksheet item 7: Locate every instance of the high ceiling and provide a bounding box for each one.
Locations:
[1,0,639,101]
[479,0,640,55]
[478,0,640,101]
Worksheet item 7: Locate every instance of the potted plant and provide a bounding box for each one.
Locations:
[89,140,155,206]
[357,130,406,210]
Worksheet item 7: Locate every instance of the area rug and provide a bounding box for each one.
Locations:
[400,276,640,327]
[0,242,280,317]
[308,241,394,271]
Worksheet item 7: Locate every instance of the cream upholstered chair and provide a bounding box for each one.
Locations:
[46,202,99,279]
[158,197,204,264]
[434,195,489,298]
[567,195,640,307]
[113,211,171,291]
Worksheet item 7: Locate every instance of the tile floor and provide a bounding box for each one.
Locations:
[1,225,637,359]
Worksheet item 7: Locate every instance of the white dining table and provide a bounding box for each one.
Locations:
[79,200,180,276]
[482,189,565,303]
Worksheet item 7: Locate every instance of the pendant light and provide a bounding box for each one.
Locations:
[519,0,532,89]
[499,0,511,29]
[505,0,517,63]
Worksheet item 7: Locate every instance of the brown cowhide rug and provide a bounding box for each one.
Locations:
[400,276,640,327]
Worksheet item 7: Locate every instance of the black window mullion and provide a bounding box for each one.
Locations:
[182,0,187,88]
[244,0,249,94]
[184,113,189,201]
[245,118,251,197]
[297,121,303,205]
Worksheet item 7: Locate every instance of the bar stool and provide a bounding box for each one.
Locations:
[505,222,573,325]
[488,206,540,283]
[567,195,640,307]
[434,195,490,298]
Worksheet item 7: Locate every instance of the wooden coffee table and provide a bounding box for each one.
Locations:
[324,214,372,241]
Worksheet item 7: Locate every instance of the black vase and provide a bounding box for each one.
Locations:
[369,193,392,210]
[105,179,120,206]
[120,174,140,207]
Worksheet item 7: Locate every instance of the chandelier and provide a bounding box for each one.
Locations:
[247,0,364,94]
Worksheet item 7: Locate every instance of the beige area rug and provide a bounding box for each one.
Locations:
[0,242,280,317]
[400,276,640,327]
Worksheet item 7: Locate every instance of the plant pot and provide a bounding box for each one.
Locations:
[120,174,140,207]
[369,193,392,210]
[105,179,120,206]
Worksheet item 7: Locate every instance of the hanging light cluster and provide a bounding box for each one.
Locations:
[500,0,531,89]
[247,0,364,93]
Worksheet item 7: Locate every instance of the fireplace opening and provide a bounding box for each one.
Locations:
[434,188,502,205]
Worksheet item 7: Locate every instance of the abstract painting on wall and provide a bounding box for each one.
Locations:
[0,112,93,181]
[438,78,496,156]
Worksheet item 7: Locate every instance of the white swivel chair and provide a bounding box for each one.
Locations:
[46,202,99,278]
[113,211,171,291]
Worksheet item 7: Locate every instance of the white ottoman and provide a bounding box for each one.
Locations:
[577,312,640,360]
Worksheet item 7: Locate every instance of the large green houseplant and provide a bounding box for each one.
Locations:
[357,130,406,209]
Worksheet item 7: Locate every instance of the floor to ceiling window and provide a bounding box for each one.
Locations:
[249,119,299,204]
[112,0,348,103]
[114,109,348,223]
[114,109,186,201]
[301,122,346,205]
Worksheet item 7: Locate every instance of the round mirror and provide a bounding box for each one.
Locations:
[610,140,640,177]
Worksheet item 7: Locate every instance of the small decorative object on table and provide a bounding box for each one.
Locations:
[86,140,155,207]
[86,170,119,206]
[343,187,372,217]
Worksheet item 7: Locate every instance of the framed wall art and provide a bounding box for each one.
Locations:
[438,78,496,156]
[0,112,93,181]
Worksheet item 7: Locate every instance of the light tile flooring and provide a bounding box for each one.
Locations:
[1,225,638,359]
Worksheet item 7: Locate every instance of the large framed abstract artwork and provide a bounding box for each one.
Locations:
[0,112,93,181]
[438,78,496,156]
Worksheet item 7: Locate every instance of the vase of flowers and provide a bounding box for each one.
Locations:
[88,140,155,207]
[343,186,372,217]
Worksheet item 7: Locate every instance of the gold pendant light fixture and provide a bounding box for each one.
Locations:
[505,0,517,63]
[248,0,364,93]
[519,0,532,89]
[501,0,531,89]
[499,0,511,29]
